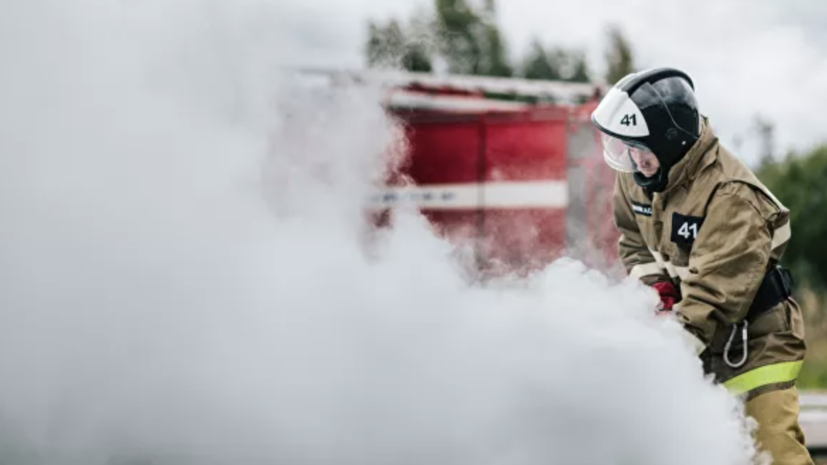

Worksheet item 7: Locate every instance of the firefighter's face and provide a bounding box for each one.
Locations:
[629,147,660,178]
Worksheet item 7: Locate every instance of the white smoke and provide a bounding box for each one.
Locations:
[0,1,762,464]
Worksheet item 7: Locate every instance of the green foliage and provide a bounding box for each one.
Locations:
[520,39,591,83]
[363,1,642,88]
[566,51,591,83]
[433,0,513,76]
[476,22,512,77]
[757,145,827,289]
[522,39,561,81]
[783,286,827,389]
[799,357,827,389]
[758,145,827,389]
[604,24,635,84]
[364,0,597,83]
[365,19,433,72]
[432,0,481,74]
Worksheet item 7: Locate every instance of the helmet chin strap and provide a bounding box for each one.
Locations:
[628,150,669,193]
[633,167,669,193]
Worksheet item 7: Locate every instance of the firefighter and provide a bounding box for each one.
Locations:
[591,68,812,465]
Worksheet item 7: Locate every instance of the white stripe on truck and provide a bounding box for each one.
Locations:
[368,181,568,210]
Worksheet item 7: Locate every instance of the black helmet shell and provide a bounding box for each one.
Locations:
[591,67,701,191]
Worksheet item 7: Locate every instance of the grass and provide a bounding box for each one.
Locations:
[796,286,827,389]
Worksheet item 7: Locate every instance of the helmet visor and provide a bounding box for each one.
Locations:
[600,133,659,175]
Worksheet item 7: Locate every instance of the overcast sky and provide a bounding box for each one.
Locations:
[277,0,827,166]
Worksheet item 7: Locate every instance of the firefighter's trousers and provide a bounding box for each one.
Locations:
[746,386,814,465]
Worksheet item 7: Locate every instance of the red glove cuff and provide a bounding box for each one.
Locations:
[652,280,680,310]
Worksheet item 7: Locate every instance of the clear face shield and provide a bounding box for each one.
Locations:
[600,134,660,177]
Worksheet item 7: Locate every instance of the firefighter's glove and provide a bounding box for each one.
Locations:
[652,281,679,311]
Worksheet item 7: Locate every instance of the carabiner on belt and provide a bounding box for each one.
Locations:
[724,320,749,369]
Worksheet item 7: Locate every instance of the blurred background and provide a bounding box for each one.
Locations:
[291,0,827,388]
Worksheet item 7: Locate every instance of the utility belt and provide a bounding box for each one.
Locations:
[745,265,794,320]
[723,264,794,369]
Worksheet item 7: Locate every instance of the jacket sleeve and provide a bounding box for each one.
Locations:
[675,182,775,345]
[612,173,669,285]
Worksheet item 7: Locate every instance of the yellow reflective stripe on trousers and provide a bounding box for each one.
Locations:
[723,360,804,396]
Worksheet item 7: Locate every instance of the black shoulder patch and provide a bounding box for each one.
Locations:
[631,201,652,217]
[671,212,705,246]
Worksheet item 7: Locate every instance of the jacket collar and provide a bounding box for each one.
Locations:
[661,116,719,194]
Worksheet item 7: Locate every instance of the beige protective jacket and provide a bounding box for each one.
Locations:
[613,117,806,397]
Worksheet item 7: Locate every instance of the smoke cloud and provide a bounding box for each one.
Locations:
[0,1,762,464]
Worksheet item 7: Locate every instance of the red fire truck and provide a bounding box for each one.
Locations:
[305,69,622,278]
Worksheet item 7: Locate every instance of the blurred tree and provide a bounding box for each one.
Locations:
[522,39,561,80]
[365,0,516,76]
[521,39,590,83]
[475,0,512,76]
[434,0,512,76]
[366,20,405,68]
[363,0,603,83]
[604,25,635,84]
[403,43,434,72]
[433,0,481,74]
[565,50,591,83]
[757,145,827,288]
[758,144,827,388]
[477,22,512,76]
[365,19,433,72]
